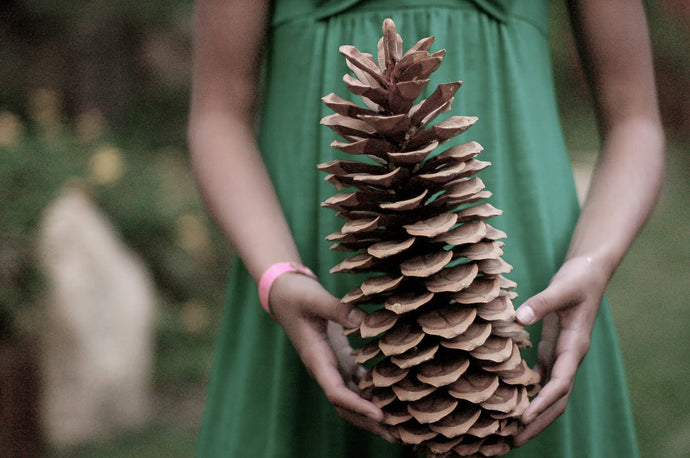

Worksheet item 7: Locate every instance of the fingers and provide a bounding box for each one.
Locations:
[322,376,383,422]
[535,313,559,382]
[335,406,396,442]
[517,325,588,446]
[522,348,578,424]
[515,363,574,447]
[317,295,366,330]
[512,257,606,447]
[326,320,358,385]
[268,272,390,433]
[272,273,366,329]
[516,257,595,326]
[516,285,576,327]
[514,395,569,447]
[275,276,369,391]
[289,316,383,423]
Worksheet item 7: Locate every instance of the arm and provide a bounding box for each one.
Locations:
[188,0,390,437]
[514,0,664,445]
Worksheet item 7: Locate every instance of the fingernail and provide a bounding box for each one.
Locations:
[522,412,534,424]
[516,305,535,325]
[348,308,365,327]
[366,408,383,422]
[522,407,535,424]
[382,431,396,443]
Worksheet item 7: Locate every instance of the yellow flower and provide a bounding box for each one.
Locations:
[175,212,211,256]
[88,144,125,185]
[180,300,211,335]
[0,111,24,147]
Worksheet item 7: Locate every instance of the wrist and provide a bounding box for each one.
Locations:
[258,262,318,315]
[565,253,615,284]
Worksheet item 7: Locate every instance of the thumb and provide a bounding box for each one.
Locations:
[516,288,561,327]
[326,297,367,330]
[516,258,590,326]
[297,277,366,329]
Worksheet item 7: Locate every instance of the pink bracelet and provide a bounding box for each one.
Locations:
[258,262,318,315]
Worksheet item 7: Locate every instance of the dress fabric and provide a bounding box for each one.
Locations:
[197,0,639,456]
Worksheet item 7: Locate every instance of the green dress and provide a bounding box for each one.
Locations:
[197,1,639,456]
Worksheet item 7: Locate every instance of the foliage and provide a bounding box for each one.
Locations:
[607,140,690,458]
[0,109,85,339]
[18,0,193,25]
[0,0,194,147]
[0,97,231,344]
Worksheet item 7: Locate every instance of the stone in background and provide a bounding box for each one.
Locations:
[37,183,156,448]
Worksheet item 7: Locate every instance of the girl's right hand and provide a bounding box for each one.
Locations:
[269,273,396,442]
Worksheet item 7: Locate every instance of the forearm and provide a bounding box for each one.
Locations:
[566,116,665,280]
[565,0,665,281]
[188,0,287,283]
[188,112,301,282]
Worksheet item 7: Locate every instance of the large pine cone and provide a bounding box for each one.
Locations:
[319,18,540,457]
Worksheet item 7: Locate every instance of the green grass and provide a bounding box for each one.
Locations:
[607,141,690,458]
[45,303,215,457]
[51,424,199,458]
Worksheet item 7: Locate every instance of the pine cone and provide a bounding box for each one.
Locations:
[319,18,540,457]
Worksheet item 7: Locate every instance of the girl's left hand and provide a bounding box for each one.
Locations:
[513,256,609,446]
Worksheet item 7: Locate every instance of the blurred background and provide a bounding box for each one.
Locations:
[0,1,687,457]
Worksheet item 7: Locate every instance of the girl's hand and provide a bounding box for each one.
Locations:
[513,256,608,446]
[269,273,395,442]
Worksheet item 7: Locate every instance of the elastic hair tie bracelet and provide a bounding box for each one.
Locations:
[258,262,318,315]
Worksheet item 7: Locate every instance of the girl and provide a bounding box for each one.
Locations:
[188,1,663,456]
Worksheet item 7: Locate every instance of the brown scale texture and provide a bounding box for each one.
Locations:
[319,19,541,457]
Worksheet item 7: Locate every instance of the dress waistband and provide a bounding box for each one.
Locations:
[271,0,549,37]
